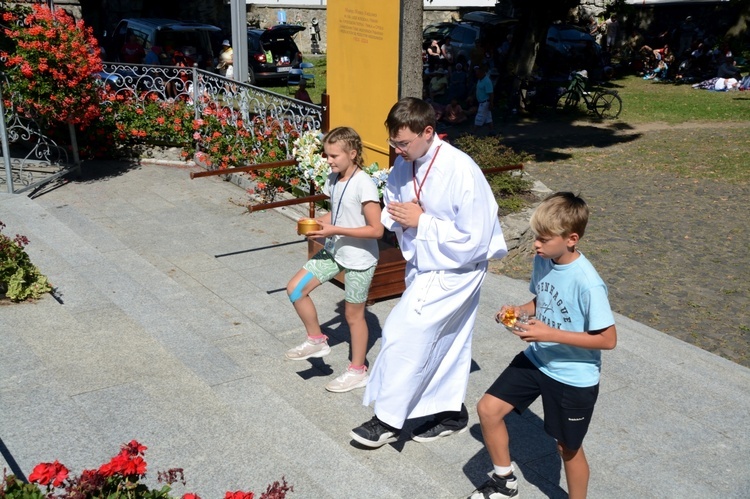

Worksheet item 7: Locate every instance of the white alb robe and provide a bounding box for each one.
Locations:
[363,136,507,428]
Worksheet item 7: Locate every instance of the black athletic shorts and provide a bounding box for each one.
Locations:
[486,352,599,450]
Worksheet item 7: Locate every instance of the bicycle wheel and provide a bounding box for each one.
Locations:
[556,90,580,114]
[594,91,622,119]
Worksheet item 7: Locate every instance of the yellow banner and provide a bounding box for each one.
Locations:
[327,0,400,169]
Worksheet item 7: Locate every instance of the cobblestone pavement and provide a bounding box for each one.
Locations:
[483,120,750,368]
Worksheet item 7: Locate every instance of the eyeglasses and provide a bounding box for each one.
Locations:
[387,132,423,151]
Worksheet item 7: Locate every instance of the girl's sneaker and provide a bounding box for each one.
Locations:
[325,366,368,392]
[284,338,331,360]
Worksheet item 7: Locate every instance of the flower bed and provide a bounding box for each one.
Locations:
[0,220,51,301]
[1,440,293,499]
[0,4,102,129]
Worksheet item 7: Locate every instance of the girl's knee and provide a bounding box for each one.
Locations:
[288,271,315,303]
[344,301,366,321]
[286,280,304,300]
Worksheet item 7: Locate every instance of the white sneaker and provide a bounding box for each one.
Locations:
[325,367,369,393]
[284,338,331,360]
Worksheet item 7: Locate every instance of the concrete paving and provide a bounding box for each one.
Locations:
[1,160,748,499]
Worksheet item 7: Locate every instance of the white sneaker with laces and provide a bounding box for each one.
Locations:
[284,338,331,360]
[325,366,368,393]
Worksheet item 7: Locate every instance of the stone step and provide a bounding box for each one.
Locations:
[1,187,472,498]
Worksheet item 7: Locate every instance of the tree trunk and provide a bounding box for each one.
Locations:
[506,0,580,111]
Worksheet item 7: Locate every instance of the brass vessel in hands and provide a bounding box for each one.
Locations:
[297,218,321,235]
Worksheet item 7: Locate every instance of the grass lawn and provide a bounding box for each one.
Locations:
[564,123,750,182]
[611,74,750,124]
[259,55,328,103]
[522,74,750,182]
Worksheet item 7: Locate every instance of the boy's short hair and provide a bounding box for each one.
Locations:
[384,97,436,137]
[530,192,589,239]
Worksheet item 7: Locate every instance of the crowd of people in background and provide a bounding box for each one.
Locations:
[606,14,745,89]
[420,35,510,129]
[420,9,746,126]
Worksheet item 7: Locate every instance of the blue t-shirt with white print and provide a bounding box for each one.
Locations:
[524,252,615,387]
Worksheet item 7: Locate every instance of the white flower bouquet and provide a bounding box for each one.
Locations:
[362,162,391,199]
[293,130,392,198]
[293,130,329,191]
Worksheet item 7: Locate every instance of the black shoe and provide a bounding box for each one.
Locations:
[468,472,519,498]
[350,416,400,448]
[410,404,469,442]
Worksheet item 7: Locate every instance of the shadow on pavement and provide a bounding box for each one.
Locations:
[464,413,568,499]
[437,112,644,163]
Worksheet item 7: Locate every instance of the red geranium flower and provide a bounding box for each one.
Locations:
[225,491,254,499]
[28,460,69,487]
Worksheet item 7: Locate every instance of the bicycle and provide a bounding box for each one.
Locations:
[556,71,622,119]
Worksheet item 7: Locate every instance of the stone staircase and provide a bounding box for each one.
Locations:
[0,164,503,498]
[4,161,749,499]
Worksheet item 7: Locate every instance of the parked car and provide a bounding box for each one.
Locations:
[106,18,221,69]
[423,21,456,46]
[246,25,305,85]
[446,12,517,66]
[541,23,604,79]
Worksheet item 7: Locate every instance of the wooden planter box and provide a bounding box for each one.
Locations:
[308,236,406,304]
[190,155,522,304]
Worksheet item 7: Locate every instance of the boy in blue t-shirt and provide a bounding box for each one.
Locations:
[469,192,617,499]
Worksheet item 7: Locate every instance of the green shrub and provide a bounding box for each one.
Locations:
[453,134,530,168]
[453,134,533,214]
[0,221,51,301]
[496,196,529,215]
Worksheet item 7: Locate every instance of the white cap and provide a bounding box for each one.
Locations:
[222,39,230,46]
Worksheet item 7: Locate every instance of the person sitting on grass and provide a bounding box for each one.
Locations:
[441,98,468,125]
[643,59,669,81]
[294,79,313,103]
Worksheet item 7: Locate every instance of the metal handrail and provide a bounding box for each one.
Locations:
[101,63,325,162]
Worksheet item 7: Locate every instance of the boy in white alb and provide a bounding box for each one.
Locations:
[285,127,383,393]
[350,97,507,448]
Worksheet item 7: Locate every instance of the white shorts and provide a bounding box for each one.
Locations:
[474,100,492,126]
